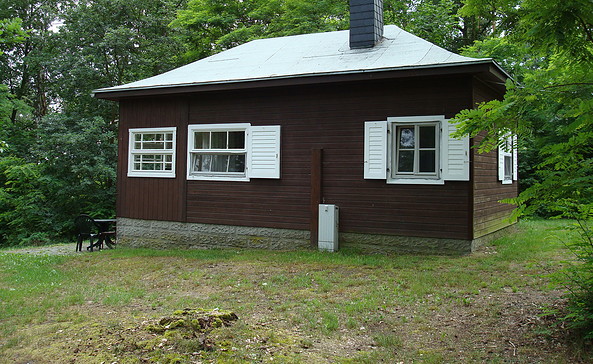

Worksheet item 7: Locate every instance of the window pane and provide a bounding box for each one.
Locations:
[193,154,211,172]
[211,132,227,149]
[397,150,414,172]
[165,163,172,171]
[195,132,210,149]
[143,134,156,141]
[504,155,512,179]
[165,133,173,141]
[211,155,229,172]
[135,134,141,142]
[165,142,173,149]
[419,126,436,148]
[143,141,164,150]
[398,127,415,148]
[228,154,246,172]
[134,163,141,170]
[419,150,436,173]
[228,131,245,149]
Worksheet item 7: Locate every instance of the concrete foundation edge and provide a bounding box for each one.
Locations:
[116,218,516,255]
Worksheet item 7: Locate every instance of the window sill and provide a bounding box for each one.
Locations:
[387,178,445,185]
[187,175,250,182]
[128,172,176,178]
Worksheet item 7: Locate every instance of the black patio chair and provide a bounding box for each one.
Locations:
[74,214,99,252]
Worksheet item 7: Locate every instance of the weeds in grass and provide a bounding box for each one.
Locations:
[0,220,588,362]
[373,333,402,349]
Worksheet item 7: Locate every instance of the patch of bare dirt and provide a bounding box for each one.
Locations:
[2,244,79,256]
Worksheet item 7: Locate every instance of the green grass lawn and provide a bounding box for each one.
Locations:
[0,220,590,363]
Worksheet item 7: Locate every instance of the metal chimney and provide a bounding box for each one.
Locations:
[349,0,384,49]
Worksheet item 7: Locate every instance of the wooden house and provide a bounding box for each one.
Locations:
[93,0,517,254]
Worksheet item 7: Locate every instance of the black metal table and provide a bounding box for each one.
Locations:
[90,219,116,251]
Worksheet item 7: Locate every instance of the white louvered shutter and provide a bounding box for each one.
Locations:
[498,144,505,181]
[441,119,470,181]
[364,121,387,179]
[247,125,281,179]
[512,135,518,181]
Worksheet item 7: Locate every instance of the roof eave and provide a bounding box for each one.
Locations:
[93,60,507,101]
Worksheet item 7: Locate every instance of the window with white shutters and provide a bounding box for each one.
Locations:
[187,123,280,181]
[364,116,469,184]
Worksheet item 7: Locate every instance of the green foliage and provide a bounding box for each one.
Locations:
[0,17,27,53]
[34,113,117,221]
[0,1,189,247]
[171,0,489,62]
[400,0,460,51]
[0,113,116,246]
[0,17,28,145]
[453,0,593,340]
[0,157,52,245]
[49,0,187,119]
[0,0,63,123]
[520,0,593,64]
[554,219,593,339]
[171,0,349,61]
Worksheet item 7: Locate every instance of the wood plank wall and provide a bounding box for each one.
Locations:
[472,78,517,237]
[117,97,188,221]
[116,75,513,241]
[181,75,475,240]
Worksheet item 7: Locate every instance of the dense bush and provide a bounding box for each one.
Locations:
[0,114,116,246]
[558,217,593,338]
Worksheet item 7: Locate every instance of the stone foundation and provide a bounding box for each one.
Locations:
[116,218,311,250]
[339,232,474,255]
[116,218,515,255]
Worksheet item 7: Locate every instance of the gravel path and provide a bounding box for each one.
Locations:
[1,244,86,256]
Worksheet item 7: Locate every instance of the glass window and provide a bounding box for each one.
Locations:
[188,127,247,178]
[499,134,514,184]
[128,128,176,178]
[394,123,438,178]
[504,155,512,181]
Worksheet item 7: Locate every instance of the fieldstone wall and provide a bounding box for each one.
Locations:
[340,232,473,255]
[116,218,311,250]
[471,223,518,251]
[116,218,515,255]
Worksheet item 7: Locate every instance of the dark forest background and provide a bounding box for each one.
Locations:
[0,0,591,246]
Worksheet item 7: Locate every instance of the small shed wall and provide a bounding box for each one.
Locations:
[471,78,517,238]
[118,75,477,241]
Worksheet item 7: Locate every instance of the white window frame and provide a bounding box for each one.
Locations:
[498,134,517,184]
[388,116,444,185]
[391,121,440,180]
[364,115,469,185]
[187,123,250,182]
[128,127,176,178]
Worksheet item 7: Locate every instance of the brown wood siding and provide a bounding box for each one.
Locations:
[182,75,475,240]
[117,97,188,221]
[472,78,517,237]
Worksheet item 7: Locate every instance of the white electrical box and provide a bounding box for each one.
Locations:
[318,204,339,252]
